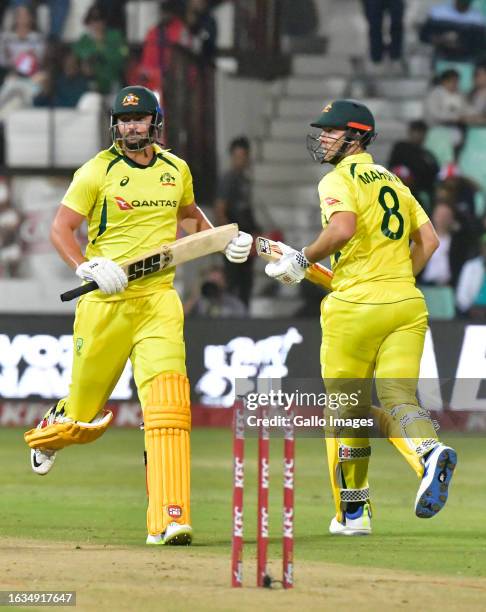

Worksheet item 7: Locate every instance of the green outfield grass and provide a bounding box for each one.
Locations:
[0,428,484,579]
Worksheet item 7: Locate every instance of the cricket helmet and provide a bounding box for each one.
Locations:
[307,99,376,164]
[110,85,164,151]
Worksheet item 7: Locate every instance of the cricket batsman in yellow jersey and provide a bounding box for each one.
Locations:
[266,99,457,535]
[23,86,252,545]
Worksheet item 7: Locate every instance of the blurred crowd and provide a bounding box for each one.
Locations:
[0,0,220,281]
[376,0,486,321]
[1,0,486,321]
[0,0,218,128]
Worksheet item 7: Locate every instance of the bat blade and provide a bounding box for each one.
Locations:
[256,236,333,291]
[60,224,239,302]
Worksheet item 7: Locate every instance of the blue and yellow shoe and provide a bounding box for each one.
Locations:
[415,444,457,518]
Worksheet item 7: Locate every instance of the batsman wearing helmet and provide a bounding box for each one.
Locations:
[265,99,457,535]
[24,85,252,545]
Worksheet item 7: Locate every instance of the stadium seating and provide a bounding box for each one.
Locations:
[424,126,457,167]
[5,94,102,168]
[419,285,456,320]
[459,128,486,193]
[434,59,474,94]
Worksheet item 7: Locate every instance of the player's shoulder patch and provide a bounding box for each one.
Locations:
[324,197,341,207]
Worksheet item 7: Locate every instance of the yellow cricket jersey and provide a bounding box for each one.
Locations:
[62,143,194,300]
[318,152,429,303]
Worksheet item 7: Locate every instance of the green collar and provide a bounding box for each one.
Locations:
[335,152,373,168]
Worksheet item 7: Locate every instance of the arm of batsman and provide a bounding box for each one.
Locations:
[76,257,128,294]
[224,231,253,263]
[265,250,310,285]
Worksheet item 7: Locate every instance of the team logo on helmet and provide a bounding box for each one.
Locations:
[122,93,140,106]
[322,103,333,113]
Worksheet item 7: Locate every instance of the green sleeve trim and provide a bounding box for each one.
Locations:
[92,197,107,244]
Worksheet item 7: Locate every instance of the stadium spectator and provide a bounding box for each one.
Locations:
[214,136,260,307]
[420,0,486,62]
[463,60,486,124]
[72,3,128,95]
[388,120,440,211]
[0,4,45,86]
[184,0,217,63]
[436,174,480,233]
[34,48,89,107]
[185,265,247,317]
[419,201,469,287]
[0,49,46,120]
[131,0,190,96]
[0,177,22,277]
[424,69,467,126]
[94,0,128,33]
[456,233,486,318]
[36,0,71,40]
[361,0,405,75]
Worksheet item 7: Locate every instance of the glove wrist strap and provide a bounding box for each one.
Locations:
[296,249,311,269]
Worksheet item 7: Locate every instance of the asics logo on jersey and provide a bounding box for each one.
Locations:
[115,196,133,210]
[160,172,176,186]
[122,93,139,106]
[120,176,129,186]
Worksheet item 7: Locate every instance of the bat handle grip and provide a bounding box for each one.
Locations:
[60,280,98,302]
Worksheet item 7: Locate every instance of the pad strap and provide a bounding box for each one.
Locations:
[340,487,370,503]
[338,443,371,461]
[144,372,191,431]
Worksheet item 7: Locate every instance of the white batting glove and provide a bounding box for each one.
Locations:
[265,249,310,285]
[224,231,253,263]
[275,241,297,256]
[76,257,128,294]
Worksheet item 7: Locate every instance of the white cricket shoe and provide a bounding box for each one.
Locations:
[29,405,63,475]
[31,448,57,475]
[146,522,193,546]
[329,502,372,536]
[415,443,457,518]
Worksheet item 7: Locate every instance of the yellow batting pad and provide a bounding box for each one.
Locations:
[144,372,191,431]
[144,372,191,535]
[24,410,113,450]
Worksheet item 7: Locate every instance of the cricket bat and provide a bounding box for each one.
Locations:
[60,223,239,302]
[256,236,334,291]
